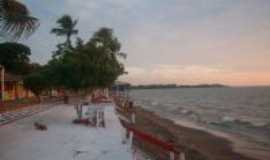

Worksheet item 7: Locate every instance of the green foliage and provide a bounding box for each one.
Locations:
[0,0,39,39]
[89,27,126,59]
[51,14,78,49]
[24,21,126,94]
[52,42,69,59]
[0,42,37,75]
[45,27,126,91]
[23,69,49,97]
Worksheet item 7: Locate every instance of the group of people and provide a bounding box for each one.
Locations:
[85,89,111,104]
[74,90,112,127]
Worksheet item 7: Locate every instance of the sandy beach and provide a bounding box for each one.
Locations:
[116,101,270,160]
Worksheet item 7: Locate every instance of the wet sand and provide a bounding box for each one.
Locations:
[119,104,268,160]
[173,119,270,160]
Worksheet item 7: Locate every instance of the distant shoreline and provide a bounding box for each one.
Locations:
[131,84,228,89]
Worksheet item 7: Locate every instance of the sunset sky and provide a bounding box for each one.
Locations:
[22,0,270,86]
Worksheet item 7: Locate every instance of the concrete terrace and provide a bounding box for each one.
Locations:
[0,104,135,160]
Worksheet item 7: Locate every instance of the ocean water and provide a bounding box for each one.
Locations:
[130,87,270,147]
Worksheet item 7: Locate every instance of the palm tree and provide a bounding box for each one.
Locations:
[0,0,39,39]
[51,15,78,48]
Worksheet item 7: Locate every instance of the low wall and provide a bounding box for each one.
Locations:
[0,97,63,113]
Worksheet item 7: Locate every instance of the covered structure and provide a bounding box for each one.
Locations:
[0,65,34,102]
[111,81,130,98]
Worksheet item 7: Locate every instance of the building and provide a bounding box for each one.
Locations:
[0,65,34,102]
[111,81,130,98]
[1,65,5,101]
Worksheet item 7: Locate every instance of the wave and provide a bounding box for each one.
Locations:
[210,117,270,134]
[138,100,270,139]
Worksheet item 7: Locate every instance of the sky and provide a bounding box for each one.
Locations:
[21,0,270,86]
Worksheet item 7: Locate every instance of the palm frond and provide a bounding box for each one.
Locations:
[57,15,73,28]
[71,29,78,35]
[0,0,39,39]
[51,28,68,36]
[72,19,78,28]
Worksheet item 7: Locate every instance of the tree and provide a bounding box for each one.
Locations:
[52,42,68,58]
[51,14,78,49]
[0,42,33,75]
[0,0,39,39]
[23,69,49,101]
[46,27,126,93]
[89,27,126,59]
[87,28,126,87]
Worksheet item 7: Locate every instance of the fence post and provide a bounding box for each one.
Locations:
[96,108,100,127]
[131,113,136,124]
[129,131,134,149]
[170,151,175,160]
[179,152,185,160]
[121,127,127,144]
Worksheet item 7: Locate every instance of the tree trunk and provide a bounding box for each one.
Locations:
[37,95,41,103]
[63,90,69,104]
[66,35,72,49]
[64,95,69,104]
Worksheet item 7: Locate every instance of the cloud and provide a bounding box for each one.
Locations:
[120,65,270,86]
[120,65,222,84]
[19,0,270,85]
